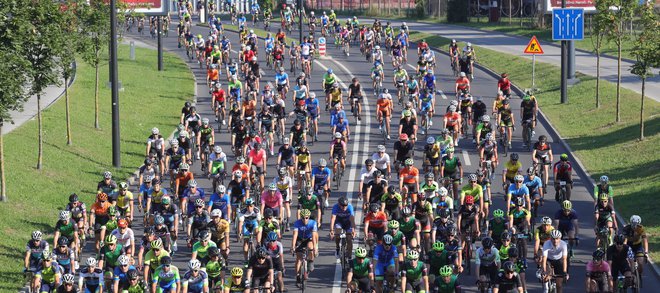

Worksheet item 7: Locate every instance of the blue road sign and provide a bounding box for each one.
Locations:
[552,8,584,41]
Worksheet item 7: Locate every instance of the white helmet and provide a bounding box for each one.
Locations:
[189,259,202,270]
[375,45,380,50]
[216,185,226,193]
[211,209,222,218]
[460,72,466,77]
[214,146,223,153]
[310,11,314,15]
[630,215,642,226]
[86,257,98,267]
[439,187,448,197]
[117,254,131,266]
[467,42,472,47]
[151,127,159,135]
[334,132,342,139]
[59,210,71,221]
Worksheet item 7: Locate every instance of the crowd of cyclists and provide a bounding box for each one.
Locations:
[20,2,652,293]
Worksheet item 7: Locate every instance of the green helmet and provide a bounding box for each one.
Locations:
[407,250,420,260]
[439,265,453,277]
[108,206,117,216]
[104,234,118,245]
[432,241,445,252]
[300,209,311,218]
[493,209,505,218]
[388,220,400,229]
[355,247,368,258]
[562,200,572,210]
[151,239,163,249]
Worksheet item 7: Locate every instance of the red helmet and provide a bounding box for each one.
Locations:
[399,133,409,140]
[118,219,128,228]
[97,193,108,201]
[297,100,306,106]
[465,196,475,205]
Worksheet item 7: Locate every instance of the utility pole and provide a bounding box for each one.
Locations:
[560,0,568,103]
[298,0,303,44]
[158,16,163,71]
[110,0,121,167]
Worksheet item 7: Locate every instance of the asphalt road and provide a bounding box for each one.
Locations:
[93,15,659,293]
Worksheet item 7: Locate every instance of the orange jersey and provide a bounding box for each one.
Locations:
[207,69,219,81]
[175,172,194,189]
[364,212,388,229]
[91,201,112,216]
[455,77,470,90]
[399,167,419,184]
[232,163,250,180]
[444,112,460,126]
[377,98,391,112]
[242,100,256,116]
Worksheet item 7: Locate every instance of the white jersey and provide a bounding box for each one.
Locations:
[110,228,135,248]
[365,30,374,41]
[542,239,568,261]
[360,167,376,182]
[371,153,391,170]
[301,43,311,56]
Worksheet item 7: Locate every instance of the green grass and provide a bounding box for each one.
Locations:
[0,45,194,290]
[408,31,660,260]
[452,20,636,60]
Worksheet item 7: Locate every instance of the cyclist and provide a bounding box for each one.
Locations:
[182,259,209,293]
[413,191,434,253]
[305,92,320,141]
[364,203,389,246]
[622,215,649,276]
[534,216,555,263]
[260,183,283,221]
[496,99,514,148]
[436,129,454,159]
[476,169,492,218]
[594,193,617,249]
[89,192,112,250]
[78,257,103,293]
[476,237,500,289]
[400,250,429,293]
[462,42,476,79]
[553,153,573,201]
[541,230,569,292]
[291,209,319,279]
[433,265,462,293]
[112,255,135,291]
[407,75,420,106]
[208,146,228,184]
[365,170,388,211]
[247,142,268,192]
[207,209,230,259]
[393,66,408,99]
[493,261,523,293]
[502,153,522,193]
[594,175,615,208]
[520,93,537,144]
[607,234,635,289]
[53,211,79,261]
[497,73,511,97]
[454,72,470,97]
[506,174,530,216]
[393,133,414,172]
[531,135,553,190]
[431,199,454,243]
[297,188,321,229]
[152,256,181,293]
[34,251,62,293]
[238,198,261,263]
[322,69,338,103]
[460,173,484,215]
[553,200,579,255]
[289,119,306,149]
[508,197,531,243]
[585,249,613,293]
[245,247,274,292]
[374,234,399,292]
[272,168,294,231]
[143,239,171,287]
[457,195,480,243]
[488,210,508,247]
[66,194,88,243]
[524,167,544,210]
[443,106,461,145]
[399,158,420,204]
[330,196,356,259]
[440,148,463,200]
[329,132,347,180]
[419,89,434,135]
[174,163,194,199]
[262,231,285,292]
[346,246,374,293]
[400,207,421,251]
[372,145,392,178]
[377,89,393,139]
[310,159,331,209]
[348,77,363,120]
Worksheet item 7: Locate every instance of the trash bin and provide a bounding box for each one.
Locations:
[489,0,500,22]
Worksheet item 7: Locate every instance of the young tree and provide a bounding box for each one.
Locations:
[629,1,660,140]
[58,0,84,146]
[606,0,637,122]
[79,0,110,129]
[24,0,66,170]
[0,3,31,201]
[591,0,616,109]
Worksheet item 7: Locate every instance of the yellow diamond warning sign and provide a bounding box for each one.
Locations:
[524,36,544,54]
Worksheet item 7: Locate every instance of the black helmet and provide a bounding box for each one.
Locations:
[161,256,172,265]
[481,237,493,249]
[373,170,382,178]
[501,231,512,241]
[257,247,268,258]
[438,209,450,218]
[365,159,374,166]
[503,261,515,273]
[185,101,192,108]
[593,249,606,261]
[539,135,547,142]
[264,209,274,218]
[387,186,398,194]
[370,203,380,213]
[510,153,519,161]
[338,196,349,206]
[402,206,412,216]
[144,227,155,235]
[614,234,625,244]
[57,237,69,246]
[208,246,220,257]
[68,193,78,203]
[127,269,139,280]
[508,246,519,258]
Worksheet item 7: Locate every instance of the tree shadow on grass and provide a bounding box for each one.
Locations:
[44,141,106,167]
[564,116,660,151]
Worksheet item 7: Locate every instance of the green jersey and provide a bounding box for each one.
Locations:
[435,136,454,151]
[489,218,507,241]
[153,265,181,284]
[37,264,62,284]
[229,80,242,91]
[429,251,450,270]
[192,241,218,259]
[100,243,124,268]
[434,275,458,293]
[399,216,418,233]
[125,282,147,293]
[206,259,225,278]
[349,258,372,278]
[401,260,427,281]
[258,219,280,235]
[385,230,405,246]
[498,244,512,262]
[55,220,77,237]
[323,73,337,85]
[442,157,460,173]
[298,194,320,211]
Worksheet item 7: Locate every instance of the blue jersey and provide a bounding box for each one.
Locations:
[293,219,317,239]
[113,265,136,282]
[397,33,408,46]
[420,94,433,109]
[423,74,436,88]
[275,72,288,85]
[265,38,274,50]
[221,39,230,50]
[183,188,206,212]
[311,167,331,185]
[330,110,347,126]
[373,243,398,263]
[507,184,530,198]
[332,203,354,221]
[306,98,319,116]
[183,269,208,291]
[523,176,543,192]
[208,192,231,214]
[334,120,349,132]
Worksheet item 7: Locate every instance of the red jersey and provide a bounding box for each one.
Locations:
[244,50,255,62]
[364,212,388,229]
[455,77,470,90]
[498,78,511,91]
[553,162,572,179]
[212,89,226,102]
[232,163,250,180]
[444,112,461,126]
[418,41,429,51]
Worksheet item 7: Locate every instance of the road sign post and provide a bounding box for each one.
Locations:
[524,36,544,91]
[318,37,326,57]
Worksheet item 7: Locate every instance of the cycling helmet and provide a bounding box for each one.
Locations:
[527,167,536,175]
[560,153,569,161]
[160,256,172,266]
[468,173,478,181]
[188,179,198,188]
[118,219,128,228]
[233,170,243,178]
[59,210,70,221]
[438,208,450,219]
[214,146,223,153]
[208,246,220,257]
[476,169,485,177]
[448,226,458,236]
[387,186,398,194]
[550,230,562,239]
[335,196,348,207]
[97,192,108,201]
[503,261,515,273]
[187,259,202,271]
[404,158,414,166]
[515,197,525,206]
[118,254,131,266]
[179,130,189,138]
[333,132,343,139]
[482,237,494,249]
[407,250,420,260]
[179,162,190,170]
[144,227,155,235]
[266,231,278,242]
[600,175,609,183]
[355,247,368,258]
[562,200,572,210]
[68,193,78,203]
[438,187,449,197]
[541,216,552,225]
[127,269,139,280]
[300,209,311,218]
[383,234,394,245]
[369,203,380,213]
[399,133,409,140]
[384,88,389,94]
[493,209,504,218]
[510,153,519,161]
[264,208,274,218]
[501,231,512,241]
[630,215,642,226]
[170,139,179,147]
[103,171,112,179]
[245,198,255,206]
[108,206,117,215]
[514,174,524,182]
[388,220,400,229]
[194,198,205,207]
[426,136,436,145]
[211,209,222,218]
[439,265,453,277]
[402,206,412,216]
[403,110,412,117]
[593,249,606,261]
[377,145,386,152]
[318,158,327,167]
[365,159,374,166]
[257,247,268,258]
[539,135,547,143]
[459,72,466,77]
[41,250,52,260]
[57,237,69,247]
[614,234,625,244]
[327,68,333,74]
[216,185,226,193]
[154,215,165,225]
[105,234,118,245]
[598,193,609,201]
[268,183,277,191]
[425,172,435,180]
[86,257,98,267]
[432,241,445,252]
[448,105,457,112]
[202,118,210,125]
[464,195,475,205]
[63,273,75,284]
[236,156,246,164]
[151,239,163,249]
[481,115,490,122]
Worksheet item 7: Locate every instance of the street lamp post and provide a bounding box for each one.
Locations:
[110,0,121,168]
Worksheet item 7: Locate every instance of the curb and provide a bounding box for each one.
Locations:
[424,42,660,279]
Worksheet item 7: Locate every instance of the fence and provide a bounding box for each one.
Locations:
[304,0,419,16]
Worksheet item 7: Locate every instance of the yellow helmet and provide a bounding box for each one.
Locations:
[231,267,244,277]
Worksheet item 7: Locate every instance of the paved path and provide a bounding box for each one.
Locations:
[5,83,69,135]
[371,19,660,102]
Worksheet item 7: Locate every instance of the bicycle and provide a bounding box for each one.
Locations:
[23,269,37,293]
[557,180,571,202]
[595,225,611,253]
[461,227,475,275]
[482,159,494,180]
[338,229,349,278]
[522,119,534,151]
[333,159,344,190]
[420,109,431,139]
[477,277,491,293]
[373,76,382,96]
[297,245,309,292]
[343,39,350,57]
[461,111,470,140]
[379,117,388,144]
[498,125,509,157]
[514,230,530,261]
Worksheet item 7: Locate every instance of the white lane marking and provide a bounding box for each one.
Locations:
[462,150,472,166]
[438,89,448,100]
[407,64,416,71]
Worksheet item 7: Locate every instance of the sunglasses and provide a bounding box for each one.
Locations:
[303,217,310,220]
[153,248,161,252]
[470,181,477,183]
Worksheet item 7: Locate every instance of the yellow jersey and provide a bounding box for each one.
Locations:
[330,88,342,102]
[504,161,522,179]
[116,191,134,210]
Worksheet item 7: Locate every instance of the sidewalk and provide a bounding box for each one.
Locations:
[379,19,660,102]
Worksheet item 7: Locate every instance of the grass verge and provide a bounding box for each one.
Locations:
[407,30,660,260]
[0,45,194,289]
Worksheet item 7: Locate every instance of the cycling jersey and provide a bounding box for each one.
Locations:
[183,270,208,292]
[192,240,217,260]
[460,184,483,202]
[293,219,317,240]
[298,194,320,211]
[399,166,419,184]
[36,263,62,284]
[153,265,181,288]
[401,260,427,281]
[475,246,500,266]
[503,161,522,179]
[364,211,387,229]
[441,156,461,174]
[535,225,554,242]
[311,167,332,186]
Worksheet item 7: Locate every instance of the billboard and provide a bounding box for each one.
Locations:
[121,0,168,14]
[546,0,595,11]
